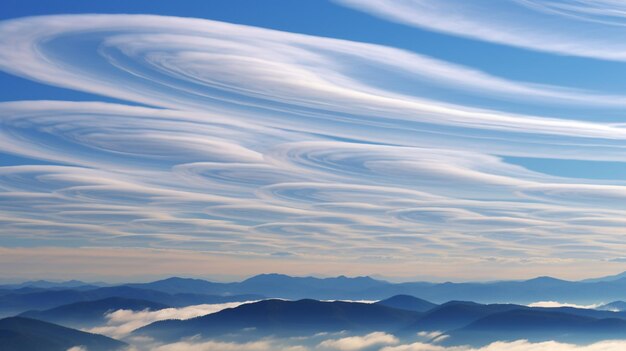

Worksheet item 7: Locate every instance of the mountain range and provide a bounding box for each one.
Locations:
[444,309,626,346]
[19,297,169,328]
[136,298,420,341]
[132,273,626,304]
[0,316,126,351]
[4,272,626,349]
[6,272,626,317]
[0,285,261,317]
[375,294,437,312]
[134,298,626,347]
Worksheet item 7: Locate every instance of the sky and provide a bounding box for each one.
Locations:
[2,0,626,282]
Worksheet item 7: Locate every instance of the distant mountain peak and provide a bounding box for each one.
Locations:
[582,270,626,283]
[332,275,378,281]
[155,276,207,283]
[597,300,626,312]
[244,273,291,281]
[441,300,482,306]
[0,316,126,351]
[376,294,437,312]
[244,273,380,283]
[524,276,566,283]
[135,298,420,341]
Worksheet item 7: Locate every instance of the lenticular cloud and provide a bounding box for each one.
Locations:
[2,13,626,277]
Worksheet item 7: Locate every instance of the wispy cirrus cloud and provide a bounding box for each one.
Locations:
[1,13,626,280]
[337,0,626,61]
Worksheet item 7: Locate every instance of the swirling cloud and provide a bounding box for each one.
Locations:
[338,0,626,61]
[4,15,626,140]
[0,12,626,280]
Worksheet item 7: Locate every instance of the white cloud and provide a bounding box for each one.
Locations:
[2,14,626,281]
[417,331,445,340]
[338,0,626,61]
[4,16,626,139]
[527,301,602,309]
[381,340,626,351]
[152,339,272,351]
[121,335,305,351]
[87,301,257,339]
[124,337,626,351]
[318,332,399,350]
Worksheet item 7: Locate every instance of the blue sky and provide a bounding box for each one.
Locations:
[2,0,626,282]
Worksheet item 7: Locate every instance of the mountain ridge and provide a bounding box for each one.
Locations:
[19,297,169,328]
[135,298,421,341]
[0,316,126,351]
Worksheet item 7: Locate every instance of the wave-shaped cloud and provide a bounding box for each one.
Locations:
[338,0,626,61]
[1,13,626,280]
[4,15,626,136]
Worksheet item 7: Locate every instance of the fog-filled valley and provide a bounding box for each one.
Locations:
[4,273,626,350]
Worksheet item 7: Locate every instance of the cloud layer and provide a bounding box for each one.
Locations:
[527,301,603,309]
[381,340,626,351]
[0,11,626,280]
[87,301,257,339]
[339,0,626,61]
[319,332,399,350]
[123,336,626,351]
